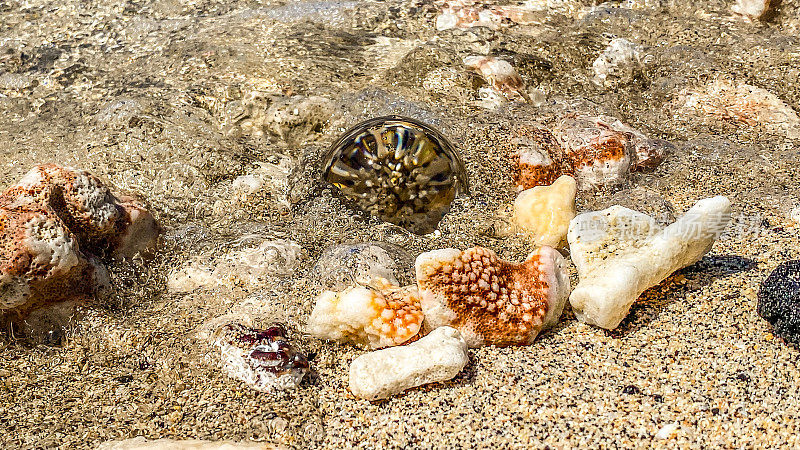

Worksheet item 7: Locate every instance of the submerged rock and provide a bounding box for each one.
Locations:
[513,116,669,191]
[212,323,311,392]
[310,242,414,291]
[322,116,468,234]
[416,246,570,347]
[758,261,800,346]
[679,78,800,138]
[568,196,731,330]
[167,239,303,293]
[0,164,160,314]
[463,56,530,104]
[592,38,643,88]
[348,326,468,400]
[307,278,423,349]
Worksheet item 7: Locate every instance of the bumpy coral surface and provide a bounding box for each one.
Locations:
[513,175,577,248]
[307,278,423,349]
[415,246,570,347]
[758,261,800,346]
[0,164,160,313]
[213,323,311,392]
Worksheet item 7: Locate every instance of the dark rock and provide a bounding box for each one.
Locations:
[758,261,800,346]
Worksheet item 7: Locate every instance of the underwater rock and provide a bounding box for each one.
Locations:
[592,38,643,87]
[167,239,303,293]
[512,126,571,191]
[307,278,423,349]
[416,246,570,347]
[435,1,504,30]
[758,261,800,346]
[679,78,800,138]
[0,164,160,314]
[513,116,668,191]
[550,114,667,190]
[513,175,577,248]
[213,323,311,392]
[568,196,731,329]
[732,0,771,22]
[310,242,414,291]
[322,116,468,234]
[348,326,468,400]
[463,56,530,103]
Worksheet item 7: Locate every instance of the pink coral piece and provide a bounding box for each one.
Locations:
[415,246,570,347]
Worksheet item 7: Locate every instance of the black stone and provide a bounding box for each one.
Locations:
[758,260,800,346]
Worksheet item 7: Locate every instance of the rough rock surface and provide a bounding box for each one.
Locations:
[0,164,159,313]
[513,175,577,248]
[758,261,800,346]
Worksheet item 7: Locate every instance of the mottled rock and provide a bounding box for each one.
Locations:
[513,175,577,248]
[680,78,800,138]
[514,116,668,191]
[0,164,160,314]
[568,196,731,329]
[416,246,570,347]
[307,278,423,349]
[212,323,311,392]
[348,326,468,400]
[758,261,800,346]
[592,38,643,87]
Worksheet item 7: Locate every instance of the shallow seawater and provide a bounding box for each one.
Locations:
[1,0,799,448]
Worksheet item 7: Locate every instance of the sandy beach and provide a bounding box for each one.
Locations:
[1,0,799,448]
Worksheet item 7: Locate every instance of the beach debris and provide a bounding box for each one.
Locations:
[551,114,668,190]
[307,278,423,349]
[213,323,311,392]
[97,437,275,449]
[167,239,303,293]
[758,260,800,346]
[679,78,800,138]
[513,116,669,191]
[0,164,160,314]
[513,175,577,248]
[568,196,732,330]
[732,0,771,21]
[512,126,572,191]
[791,206,800,225]
[463,56,531,103]
[310,242,413,291]
[655,423,679,440]
[592,38,643,87]
[435,1,504,30]
[415,246,570,347]
[348,326,468,400]
[322,116,468,234]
